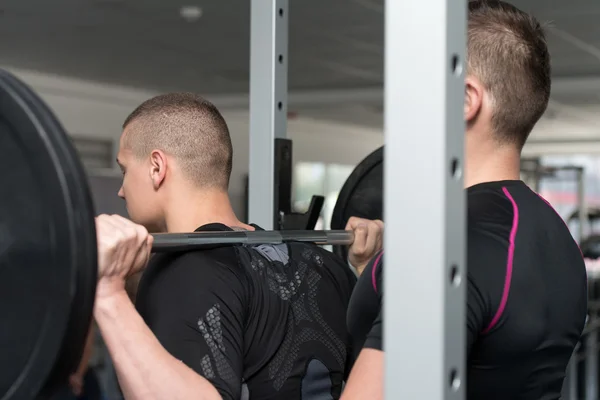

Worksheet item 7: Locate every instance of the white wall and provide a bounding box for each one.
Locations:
[5,68,383,214]
[11,65,600,208]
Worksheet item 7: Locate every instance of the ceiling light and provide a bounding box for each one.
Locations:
[180,6,203,22]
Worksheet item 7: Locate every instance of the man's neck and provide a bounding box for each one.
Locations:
[464,143,522,188]
[162,188,252,233]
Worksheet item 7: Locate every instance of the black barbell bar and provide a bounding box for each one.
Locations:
[151,230,354,252]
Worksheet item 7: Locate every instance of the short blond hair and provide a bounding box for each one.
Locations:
[468,0,551,149]
[123,93,233,190]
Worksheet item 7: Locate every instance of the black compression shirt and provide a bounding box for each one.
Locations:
[347,180,588,400]
[136,223,357,400]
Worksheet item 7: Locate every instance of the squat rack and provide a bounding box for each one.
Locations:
[247,1,467,399]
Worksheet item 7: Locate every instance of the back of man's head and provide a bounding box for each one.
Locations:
[122,92,233,190]
[468,0,551,149]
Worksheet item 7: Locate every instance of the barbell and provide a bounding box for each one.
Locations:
[0,68,383,400]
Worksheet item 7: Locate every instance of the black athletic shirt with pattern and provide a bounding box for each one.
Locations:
[347,180,588,400]
[135,223,357,400]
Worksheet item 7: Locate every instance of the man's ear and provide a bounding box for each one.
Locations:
[464,76,484,124]
[149,150,167,189]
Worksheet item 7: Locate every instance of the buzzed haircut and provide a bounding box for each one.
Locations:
[122,93,233,190]
[468,0,551,149]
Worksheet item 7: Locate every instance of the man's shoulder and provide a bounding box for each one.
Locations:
[136,247,250,316]
[148,245,239,270]
[139,247,246,295]
[468,190,514,229]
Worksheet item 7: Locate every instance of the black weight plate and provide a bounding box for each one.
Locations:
[330,146,383,262]
[0,69,97,400]
[12,72,99,397]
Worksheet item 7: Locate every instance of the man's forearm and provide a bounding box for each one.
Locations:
[94,291,221,400]
[340,349,383,400]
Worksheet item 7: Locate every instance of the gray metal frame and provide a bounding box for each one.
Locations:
[383,1,467,399]
[577,167,597,400]
[248,0,289,229]
[520,157,542,192]
[577,168,588,242]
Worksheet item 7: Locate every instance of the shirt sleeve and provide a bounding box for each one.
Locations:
[363,251,384,351]
[466,229,506,356]
[363,310,382,350]
[466,272,488,356]
[138,250,248,400]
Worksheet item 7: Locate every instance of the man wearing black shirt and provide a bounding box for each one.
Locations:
[93,93,356,400]
[340,2,588,399]
[344,181,588,399]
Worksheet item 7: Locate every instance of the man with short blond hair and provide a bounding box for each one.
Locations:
[341,2,587,399]
[93,92,358,400]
